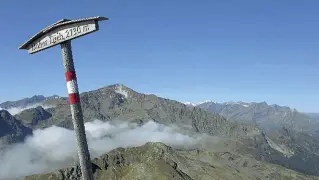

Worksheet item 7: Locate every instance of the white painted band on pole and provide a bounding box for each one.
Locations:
[67,80,79,94]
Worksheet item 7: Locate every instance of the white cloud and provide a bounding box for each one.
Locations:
[0,120,203,180]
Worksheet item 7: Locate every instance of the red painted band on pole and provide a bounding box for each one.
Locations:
[65,71,77,81]
[69,93,80,104]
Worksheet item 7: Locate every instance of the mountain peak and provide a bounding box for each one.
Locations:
[104,84,135,98]
[107,83,129,88]
[47,95,62,99]
[30,95,45,99]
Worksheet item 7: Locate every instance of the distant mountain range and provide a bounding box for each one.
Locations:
[1,84,319,179]
[185,101,319,135]
[0,95,61,109]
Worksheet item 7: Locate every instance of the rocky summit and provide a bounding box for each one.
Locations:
[21,142,319,180]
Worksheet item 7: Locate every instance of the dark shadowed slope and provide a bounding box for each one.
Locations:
[0,110,32,147]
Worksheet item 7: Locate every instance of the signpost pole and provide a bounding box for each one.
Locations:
[61,40,94,180]
[20,17,108,180]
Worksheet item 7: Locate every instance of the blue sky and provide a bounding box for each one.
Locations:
[0,0,318,112]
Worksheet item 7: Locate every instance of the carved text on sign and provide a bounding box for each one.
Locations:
[27,20,97,54]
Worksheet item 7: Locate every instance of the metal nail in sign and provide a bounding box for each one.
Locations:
[19,16,108,180]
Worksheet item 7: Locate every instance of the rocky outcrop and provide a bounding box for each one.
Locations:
[22,142,193,180]
[22,142,319,180]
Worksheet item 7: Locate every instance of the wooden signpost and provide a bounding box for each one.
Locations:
[19,16,108,180]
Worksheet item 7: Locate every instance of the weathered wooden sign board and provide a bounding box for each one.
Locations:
[19,16,108,54]
[19,16,108,180]
[28,20,97,54]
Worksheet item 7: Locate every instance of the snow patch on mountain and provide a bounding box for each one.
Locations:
[184,100,213,106]
[115,84,129,98]
[184,100,252,108]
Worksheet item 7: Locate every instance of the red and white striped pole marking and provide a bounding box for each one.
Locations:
[66,71,80,104]
[61,40,94,180]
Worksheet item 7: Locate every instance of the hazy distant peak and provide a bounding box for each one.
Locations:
[47,95,62,99]
[185,100,254,108]
[184,100,213,106]
[0,95,46,109]
[223,101,251,107]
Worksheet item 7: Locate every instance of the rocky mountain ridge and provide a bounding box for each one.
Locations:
[22,142,319,180]
[0,95,62,109]
[191,100,319,134]
[1,84,319,178]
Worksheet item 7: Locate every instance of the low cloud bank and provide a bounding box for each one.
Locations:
[0,120,208,180]
[1,104,55,115]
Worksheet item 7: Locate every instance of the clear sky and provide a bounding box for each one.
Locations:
[0,0,318,112]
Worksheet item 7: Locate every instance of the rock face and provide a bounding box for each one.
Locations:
[233,127,319,176]
[22,142,319,180]
[197,101,319,134]
[0,110,32,147]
